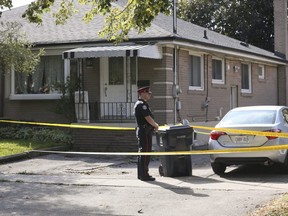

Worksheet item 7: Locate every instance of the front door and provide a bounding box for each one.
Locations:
[100,57,137,119]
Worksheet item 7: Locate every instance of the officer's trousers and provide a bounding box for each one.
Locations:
[137,127,152,179]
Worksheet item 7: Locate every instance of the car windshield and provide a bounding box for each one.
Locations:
[219,110,277,125]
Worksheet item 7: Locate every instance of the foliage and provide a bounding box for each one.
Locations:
[0,0,12,16]
[0,21,44,74]
[0,126,73,144]
[54,76,80,123]
[178,0,274,52]
[22,0,171,43]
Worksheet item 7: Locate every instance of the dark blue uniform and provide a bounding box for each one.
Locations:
[134,98,154,180]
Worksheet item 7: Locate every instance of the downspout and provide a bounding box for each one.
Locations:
[205,54,209,122]
[173,0,177,124]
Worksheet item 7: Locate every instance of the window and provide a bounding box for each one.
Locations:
[283,109,288,123]
[189,54,204,90]
[109,57,124,85]
[14,55,64,95]
[212,58,225,84]
[220,110,276,125]
[258,65,265,80]
[241,63,252,93]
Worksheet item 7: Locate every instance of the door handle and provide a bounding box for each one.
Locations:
[104,83,107,97]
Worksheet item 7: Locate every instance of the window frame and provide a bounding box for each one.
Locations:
[212,57,225,84]
[189,52,204,91]
[9,54,67,100]
[241,63,252,93]
[258,64,265,80]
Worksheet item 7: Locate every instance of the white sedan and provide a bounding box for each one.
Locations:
[209,106,288,175]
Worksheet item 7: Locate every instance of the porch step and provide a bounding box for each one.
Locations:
[72,128,138,152]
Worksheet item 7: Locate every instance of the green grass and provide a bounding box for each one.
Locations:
[0,139,63,157]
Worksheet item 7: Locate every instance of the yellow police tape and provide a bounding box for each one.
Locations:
[31,144,288,156]
[1,119,288,156]
[0,119,134,130]
[1,119,288,138]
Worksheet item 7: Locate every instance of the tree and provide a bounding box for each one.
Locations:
[0,0,12,15]
[178,0,274,52]
[0,21,44,116]
[0,21,43,74]
[22,0,171,43]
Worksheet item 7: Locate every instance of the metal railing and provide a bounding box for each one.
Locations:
[75,102,135,122]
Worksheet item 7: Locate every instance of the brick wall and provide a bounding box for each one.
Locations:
[135,46,280,124]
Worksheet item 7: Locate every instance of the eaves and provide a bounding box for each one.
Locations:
[31,35,288,66]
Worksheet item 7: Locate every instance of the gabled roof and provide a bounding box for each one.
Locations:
[1,0,285,63]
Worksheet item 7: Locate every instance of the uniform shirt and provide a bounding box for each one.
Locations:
[134,99,153,127]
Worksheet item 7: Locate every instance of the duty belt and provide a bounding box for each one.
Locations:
[138,124,152,129]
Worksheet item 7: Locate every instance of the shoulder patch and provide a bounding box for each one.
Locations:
[142,105,147,110]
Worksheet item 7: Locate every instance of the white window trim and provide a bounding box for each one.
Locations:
[189,52,204,91]
[241,63,252,94]
[9,57,70,101]
[212,57,225,84]
[258,64,265,79]
[9,94,62,100]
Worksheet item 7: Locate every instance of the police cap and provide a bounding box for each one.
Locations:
[137,86,152,94]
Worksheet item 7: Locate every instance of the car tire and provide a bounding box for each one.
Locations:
[211,162,226,175]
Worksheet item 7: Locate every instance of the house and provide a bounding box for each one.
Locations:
[0,0,287,127]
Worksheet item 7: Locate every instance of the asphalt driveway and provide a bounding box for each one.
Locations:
[0,153,287,216]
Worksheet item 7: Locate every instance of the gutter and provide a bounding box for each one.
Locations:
[157,38,287,66]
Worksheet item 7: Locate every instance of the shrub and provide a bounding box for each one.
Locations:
[0,126,72,145]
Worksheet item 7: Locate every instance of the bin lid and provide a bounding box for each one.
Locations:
[158,124,192,132]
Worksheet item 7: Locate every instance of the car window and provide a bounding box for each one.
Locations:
[219,110,276,125]
[282,109,288,123]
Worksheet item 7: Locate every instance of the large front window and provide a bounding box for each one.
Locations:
[14,55,64,95]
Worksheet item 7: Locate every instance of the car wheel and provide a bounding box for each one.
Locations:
[211,162,226,175]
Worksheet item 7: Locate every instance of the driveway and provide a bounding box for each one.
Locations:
[0,153,287,216]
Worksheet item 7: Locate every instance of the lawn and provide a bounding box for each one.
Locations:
[0,139,64,157]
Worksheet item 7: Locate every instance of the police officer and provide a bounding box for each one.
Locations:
[134,86,159,181]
